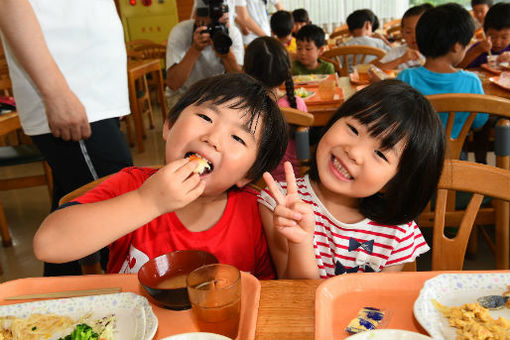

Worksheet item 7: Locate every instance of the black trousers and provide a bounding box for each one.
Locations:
[31,118,133,276]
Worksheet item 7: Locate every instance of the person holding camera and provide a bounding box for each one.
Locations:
[165,0,244,109]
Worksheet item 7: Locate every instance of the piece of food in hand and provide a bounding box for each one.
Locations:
[186,153,212,175]
[345,307,385,334]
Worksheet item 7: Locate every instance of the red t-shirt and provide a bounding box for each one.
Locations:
[74,167,275,279]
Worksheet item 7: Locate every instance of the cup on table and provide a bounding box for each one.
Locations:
[488,55,498,67]
[187,264,242,339]
[356,64,371,82]
[318,78,336,100]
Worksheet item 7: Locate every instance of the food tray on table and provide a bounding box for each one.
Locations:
[293,74,330,85]
[481,63,506,74]
[489,75,510,91]
[304,87,344,106]
[414,273,510,340]
[315,272,433,340]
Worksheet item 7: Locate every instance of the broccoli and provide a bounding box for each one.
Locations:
[58,324,99,340]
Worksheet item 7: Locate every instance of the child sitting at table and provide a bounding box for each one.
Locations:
[244,36,307,181]
[459,2,510,68]
[340,9,391,73]
[374,4,432,70]
[258,80,445,279]
[292,24,335,75]
[397,3,488,140]
[472,0,493,37]
[292,8,311,37]
[270,10,297,57]
[33,73,288,280]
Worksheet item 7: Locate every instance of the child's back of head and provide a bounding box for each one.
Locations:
[346,9,374,33]
[308,79,446,225]
[244,37,298,109]
[295,24,326,48]
[292,8,310,25]
[416,3,474,58]
[271,10,294,39]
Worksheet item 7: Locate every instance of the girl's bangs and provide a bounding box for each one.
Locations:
[352,103,409,150]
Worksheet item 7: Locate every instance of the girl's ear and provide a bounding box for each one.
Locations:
[235,176,253,188]
[162,120,173,141]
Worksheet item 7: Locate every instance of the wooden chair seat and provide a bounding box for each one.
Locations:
[0,144,44,166]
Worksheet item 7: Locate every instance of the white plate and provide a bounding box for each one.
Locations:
[293,74,329,84]
[161,332,231,340]
[0,292,158,340]
[345,329,432,339]
[413,273,510,339]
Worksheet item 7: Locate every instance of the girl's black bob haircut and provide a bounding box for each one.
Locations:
[167,73,288,182]
[308,79,446,225]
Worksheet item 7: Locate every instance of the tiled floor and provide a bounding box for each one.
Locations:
[0,105,503,283]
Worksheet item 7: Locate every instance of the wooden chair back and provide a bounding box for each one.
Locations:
[431,159,510,270]
[321,45,386,76]
[126,39,167,65]
[418,93,510,269]
[329,25,350,44]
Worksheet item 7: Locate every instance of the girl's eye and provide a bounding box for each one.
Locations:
[375,150,388,162]
[232,135,246,145]
[197,113,212,122]
[347,123,358,135]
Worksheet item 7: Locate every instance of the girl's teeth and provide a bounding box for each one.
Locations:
[333,157,353,180]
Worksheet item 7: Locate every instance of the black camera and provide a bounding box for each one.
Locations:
[196,0,232,55]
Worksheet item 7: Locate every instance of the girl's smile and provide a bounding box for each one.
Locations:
[315,117,404,199]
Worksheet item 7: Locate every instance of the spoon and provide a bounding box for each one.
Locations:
[477,295,510,309]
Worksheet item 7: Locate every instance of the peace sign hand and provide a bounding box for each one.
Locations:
[262,162,315,244]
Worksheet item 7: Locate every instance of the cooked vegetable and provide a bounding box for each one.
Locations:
[59,323,98,340]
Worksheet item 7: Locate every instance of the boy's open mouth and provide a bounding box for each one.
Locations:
[185,152,214,175]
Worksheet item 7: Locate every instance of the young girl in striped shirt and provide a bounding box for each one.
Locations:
[258,79,446,279]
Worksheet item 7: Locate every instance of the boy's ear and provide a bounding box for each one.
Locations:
[318,45,326,56]
[162,120,173,141]
[364,21,372,32]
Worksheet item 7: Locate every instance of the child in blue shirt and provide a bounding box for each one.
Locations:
[397,3,488,139]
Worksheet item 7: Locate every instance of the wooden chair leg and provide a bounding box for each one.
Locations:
[42,161,53,202]
[142,76,155,129]
[123,116,135,147]
[467,225,478,257]
[0,204,12,247]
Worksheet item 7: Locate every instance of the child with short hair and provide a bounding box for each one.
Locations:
[472,0,493,32]
[270,10,296,55]
[397,3,488,140]
[292,24,335,75]
[33,73,288,279]
[292,8,310,36]
[374,4,432,70]
[460,2,510,68]
[244,36,307,181]
[259,80,445,278]
[341,9,391,51]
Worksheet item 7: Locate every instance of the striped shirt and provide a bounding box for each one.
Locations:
[258,175,430,278]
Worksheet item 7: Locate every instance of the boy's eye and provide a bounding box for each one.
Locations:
[347,123,358,135]
[375,150,388,162]
[232,134,246,145]
[197,113,212,122]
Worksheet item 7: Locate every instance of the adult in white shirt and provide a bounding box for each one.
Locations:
[235,0,284,45]
[165,10,244,108]
[0,0,133,276]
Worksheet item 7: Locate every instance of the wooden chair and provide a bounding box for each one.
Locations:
[430,159,510,270]
[418,93,510,269]
[0,57,53,248]
[329,25,350,45]
[321,45,387,76]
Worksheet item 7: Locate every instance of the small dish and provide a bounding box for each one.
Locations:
[349,72,370,85]
[161,332,231,340]
[489,75,510,91]
[345,329,432,339]
[295,87,316,100]
[138,250,218,310]
[481,63,504,74]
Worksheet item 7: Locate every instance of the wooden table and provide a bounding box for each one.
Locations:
[127,59,167,153]
[3,272,506,339]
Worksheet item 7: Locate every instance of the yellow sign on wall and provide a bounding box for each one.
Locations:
[118,0,178,43]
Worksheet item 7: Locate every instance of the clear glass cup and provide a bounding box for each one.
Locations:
[318,78,336,100]
[187,264,242,339]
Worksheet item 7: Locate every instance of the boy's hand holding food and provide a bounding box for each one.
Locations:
[137,158,205,216]
[263,162,315,244]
